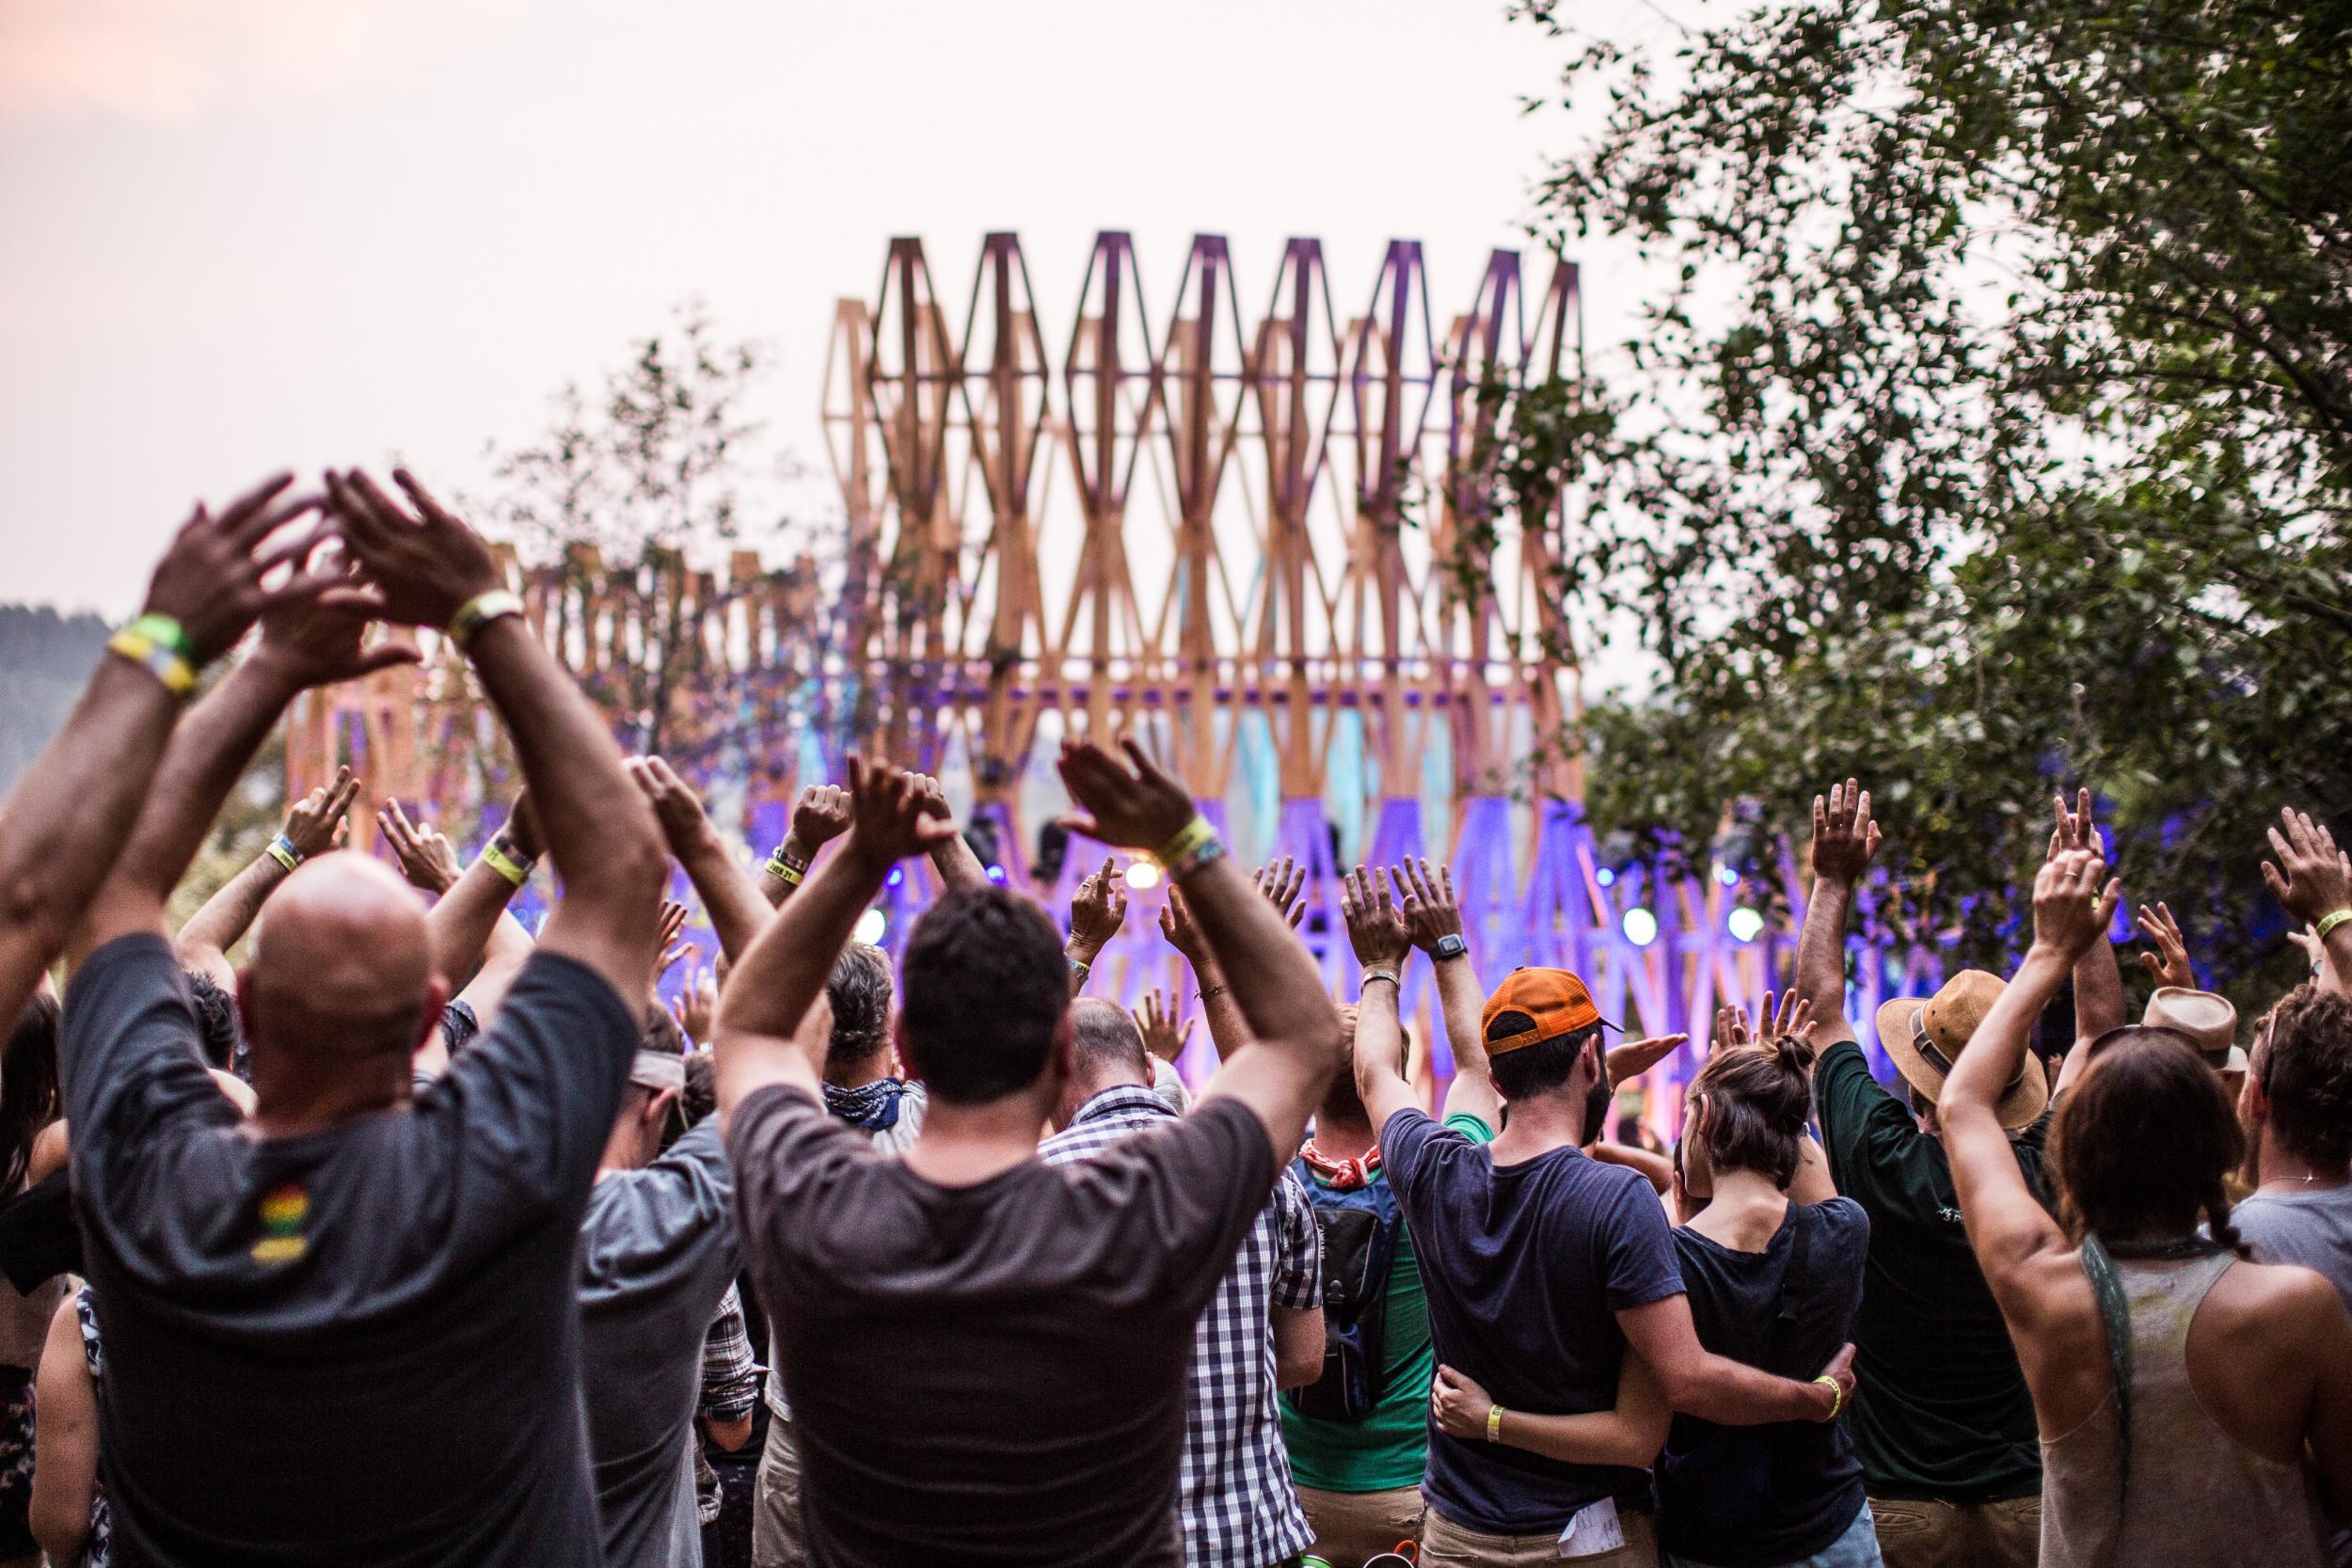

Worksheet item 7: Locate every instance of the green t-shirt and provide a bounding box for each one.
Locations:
[1281,1113,1493,1494]
[1815,1039,2051,1502]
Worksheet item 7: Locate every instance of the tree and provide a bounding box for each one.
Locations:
[484,301,827,768]
[1496,0,2352,995]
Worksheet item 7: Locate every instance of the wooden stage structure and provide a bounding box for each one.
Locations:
[290,233,1931,1104]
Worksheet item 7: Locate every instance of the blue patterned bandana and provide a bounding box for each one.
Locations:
[823,1077,907,1132]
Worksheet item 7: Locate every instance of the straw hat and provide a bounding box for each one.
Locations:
[2143,987,2246,1076]
[1875,970,2050,1130]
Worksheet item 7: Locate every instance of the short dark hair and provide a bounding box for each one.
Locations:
[1070,998,1148,1084]
[899,889,1070,1104]
[1691,1037,1818,1188]
[1489,1024,1600,1102]
[184,971,242,1071]
[3,993,59,1193]
[641,1003,685,1059]
[681,1049,717,1126]
[2053,1026,2247,1250]
[2256,988,2352,1168]
[825,943,895,1073]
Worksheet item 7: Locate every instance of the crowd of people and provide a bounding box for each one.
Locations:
[0,468,2344,1568]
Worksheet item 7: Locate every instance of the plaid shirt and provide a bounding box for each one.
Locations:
[693,1284,763,1527]
[1041,1085,1322,1568]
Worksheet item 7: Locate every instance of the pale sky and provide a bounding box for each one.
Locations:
[0,0,1691,619]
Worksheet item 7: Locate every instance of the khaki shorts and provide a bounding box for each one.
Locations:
[749,1415,805,1568]
[1867,1493,2040,1568]
[1295,1483,1425,1567]
[1421,1502,1660,1567]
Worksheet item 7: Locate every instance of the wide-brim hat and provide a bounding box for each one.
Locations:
[1875,969,2050,1131]
[2144,987,2246,1076]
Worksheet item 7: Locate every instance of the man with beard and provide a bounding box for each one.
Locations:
[1344,868,1854,1567]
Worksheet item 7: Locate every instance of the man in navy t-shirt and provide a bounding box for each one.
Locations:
[1343,867,1854,1566]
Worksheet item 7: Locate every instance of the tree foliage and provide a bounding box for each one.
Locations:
[1504,0,2352,994]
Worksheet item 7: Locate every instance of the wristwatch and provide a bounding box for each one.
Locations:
[1434,933,1468,961]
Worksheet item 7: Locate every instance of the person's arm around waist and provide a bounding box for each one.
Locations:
[1616,1291,1851,1425]
[1432,1354,1669,1470]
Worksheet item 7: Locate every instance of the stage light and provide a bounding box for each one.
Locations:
[885,867,904,888]
[985,863,1008,884]
[854,908,886,945]
[1715,863,1740,886]
[1622,907,1659,947]
[1596,867,1616,888]
[1125,861,1161,890]
[1727,906,1764,943]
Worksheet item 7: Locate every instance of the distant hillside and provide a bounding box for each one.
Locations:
[0,605,114,793]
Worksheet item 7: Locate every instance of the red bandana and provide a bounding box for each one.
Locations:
[1300,1142,1383,1192]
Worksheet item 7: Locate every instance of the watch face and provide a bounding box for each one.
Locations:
[1436,934,1467,958]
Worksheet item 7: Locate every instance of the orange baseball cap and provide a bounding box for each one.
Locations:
[1480,968,1615,1055]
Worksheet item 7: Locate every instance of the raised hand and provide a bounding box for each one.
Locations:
[503,789,547,862]
[2033,848,2122,961]
[2264,808,2352,927]
[324,467,502,629]
[1158,885,1211,965]
[1069,857,1129,958]
[844,757,961,863]
[790,784,852,852]
[628,755,715,852]
[377,798,461,894]
[1339,865,1412,971]
[283,766,359,859]
[1253,857,1308,928]
[1810,778,1883,885]
[909,772,952,820]
[1712,1001,1752,1053]
[1606,1033,1689,1087]
[2136,900,2193,989]
[248,560,422,690]
[1055,736,1196,854]
[143,473,344,663]
[1395,856,1464,953]
[1758,989,1814,1043]
[671,963,718,1044]
[2048,787,2104,861]
[653,900,692,989]
[1134,988,1194,1064]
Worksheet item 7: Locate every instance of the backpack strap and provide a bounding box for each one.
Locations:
[2079,1234,2135,1527]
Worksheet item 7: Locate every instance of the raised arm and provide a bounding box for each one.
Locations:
[1343,865,1422,1134]
[1946,850,2115,1322]
[14,476,335,1006]
[1395,856,1499,1128]
[1795,779,1882,1052]
[69,573,420,967]
[178,766,360,986]
[1431,1355,1668,1470]
[631,755,773,963]
[913,773,993,894]
[758,784,850,908]
[2054,790,2125,1046]
[1064,856,1127,992]
[1057,739,1343,1165]
[329,468,665,1001]
[2267,810,2352,999]
[1160,887,1249,1058]
[714,760,954,1117]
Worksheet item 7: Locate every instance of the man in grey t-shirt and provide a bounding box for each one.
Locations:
[2237,988,2352,1315]
[580,1049,739,1568]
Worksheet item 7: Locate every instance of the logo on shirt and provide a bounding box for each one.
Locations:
[252,1181,310,1265]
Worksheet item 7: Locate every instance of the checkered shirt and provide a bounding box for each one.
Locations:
[1041,1085,1322,1568]
[694,1283,763,1527]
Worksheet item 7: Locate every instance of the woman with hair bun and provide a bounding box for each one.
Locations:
[1654,993,1878,1568]
[1944,847,2352,1568]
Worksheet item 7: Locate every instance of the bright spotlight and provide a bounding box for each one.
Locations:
[1715,863,1740,886]
[885,867,904,888]
[1622,906,1659,948]
[984,863,1008,884]
[1125,861,1162,890]
[1726,906,1764,943]
[853,908,887,946]
[1596,867,1616,888]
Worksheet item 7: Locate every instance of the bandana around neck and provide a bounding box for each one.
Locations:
[824,1077,907,1133]
[1300,1141,1383,1192]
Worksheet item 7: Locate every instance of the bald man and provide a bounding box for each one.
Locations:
[59,468,668,1568]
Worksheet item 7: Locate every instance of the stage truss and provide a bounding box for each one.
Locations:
[289,232,1933,1117]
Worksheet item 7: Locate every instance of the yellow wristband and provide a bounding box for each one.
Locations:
[479,838,534,888]
[1155,816,1216,866]
[123,613,197,665]
[263,836,301,874]
[448,590,525,653]
[106,627,197,698]
[1814,1373,1845,1420]
[2317,910,2352,943]
[768,858,805,887]
[1486,1404,1504,1442]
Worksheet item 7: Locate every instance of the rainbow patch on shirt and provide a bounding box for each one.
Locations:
[251,1181,309,1265]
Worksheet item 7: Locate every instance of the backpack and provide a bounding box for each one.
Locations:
[1285,1162,1404,1423]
